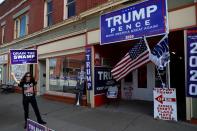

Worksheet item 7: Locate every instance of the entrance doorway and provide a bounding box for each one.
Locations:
[169,30,186,120]
[39,60,46,95]
[121,63,155,101]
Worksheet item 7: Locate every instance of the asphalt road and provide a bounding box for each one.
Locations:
[0,93,197,131]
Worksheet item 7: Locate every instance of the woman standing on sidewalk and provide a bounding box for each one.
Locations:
[11,72,46,129]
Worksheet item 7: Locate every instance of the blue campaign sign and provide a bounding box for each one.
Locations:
[10,49,37,65]
[27,119,46,131]
[86,47,92,90]
[100,0,168,45]
[94,67,119,95]
[187,28,197,97]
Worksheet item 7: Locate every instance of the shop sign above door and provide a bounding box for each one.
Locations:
[100,0,168,45]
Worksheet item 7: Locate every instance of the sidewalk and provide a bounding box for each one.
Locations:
[0,93,197,131]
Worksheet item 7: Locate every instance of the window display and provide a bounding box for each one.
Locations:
[49,53,85,94]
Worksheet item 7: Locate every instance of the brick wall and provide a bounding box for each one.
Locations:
[0,0,21,17]
[0,0,46,44]
[76,0,87,14]
[0,0,108,45]
[76,0,108,14]
[53,0,64,24]
[28,0,45,34]
[0,0,21,44]
[87,0,108,9]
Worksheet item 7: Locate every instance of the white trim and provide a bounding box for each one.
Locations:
[1,25,5,44]
[184,29,192,120]
[44,0,48,28]
[44,0,53,27]
[165,0,169,34]
[38,48,85,59]
[0,29,86,55]
[63,0,68,20]
[0,0,28,21]
[1,21,6,26]
[14,14,28,39]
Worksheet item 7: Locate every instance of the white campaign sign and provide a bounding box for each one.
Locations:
[153,88,177,121]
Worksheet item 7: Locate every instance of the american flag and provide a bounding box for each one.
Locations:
[111,38,150,81]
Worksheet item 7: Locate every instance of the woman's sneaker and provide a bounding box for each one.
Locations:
[24,121,27,129]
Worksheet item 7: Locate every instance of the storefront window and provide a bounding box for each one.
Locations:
[49,53,85,93]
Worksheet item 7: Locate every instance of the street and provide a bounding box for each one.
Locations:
[0,93,197,131]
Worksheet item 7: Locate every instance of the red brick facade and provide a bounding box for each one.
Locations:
[28,0,45,34]
[53,0,64,24]
[0,0,108,45]
[76,0,108,14]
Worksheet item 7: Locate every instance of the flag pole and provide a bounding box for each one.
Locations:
[165,33,170,89]
[143,36,151,53]
[156,66,166,88]
[144,36,165,88]
[167,58,171,89]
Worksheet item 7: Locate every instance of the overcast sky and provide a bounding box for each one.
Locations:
[0,0,4,4]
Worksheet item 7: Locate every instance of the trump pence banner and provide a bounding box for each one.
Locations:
[10,49,37,65]
[100,0,168,45]
[153,88,177,121]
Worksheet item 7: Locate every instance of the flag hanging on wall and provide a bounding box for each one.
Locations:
[111,37,150,81]
[150,35,170,70]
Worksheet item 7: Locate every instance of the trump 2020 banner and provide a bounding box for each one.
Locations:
[187,28,197,97]
[100,0,168,45]
[10,49,37,65]
[153,88,177,121]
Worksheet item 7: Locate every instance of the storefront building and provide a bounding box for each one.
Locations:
[0,54,8,84]
[0,0,196,123]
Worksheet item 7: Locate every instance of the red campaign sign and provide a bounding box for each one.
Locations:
[153,88,177,121]
[155,95,176,104]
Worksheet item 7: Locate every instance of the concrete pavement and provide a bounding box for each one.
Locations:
[0,93,197,131]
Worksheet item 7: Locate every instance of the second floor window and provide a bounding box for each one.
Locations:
[1,25,5,44]
[67,0,76,18]
[14,14,28,39]
[47,0,53,26]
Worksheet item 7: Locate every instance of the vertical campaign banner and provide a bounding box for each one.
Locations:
[10,49,37,65]
[187,28,197,97]
[153,88,177,121]
[26,119,46,131]
[86,47,92,90]
[100,0,168,45]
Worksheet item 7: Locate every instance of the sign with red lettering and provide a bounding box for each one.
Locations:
[153,88,177,121]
